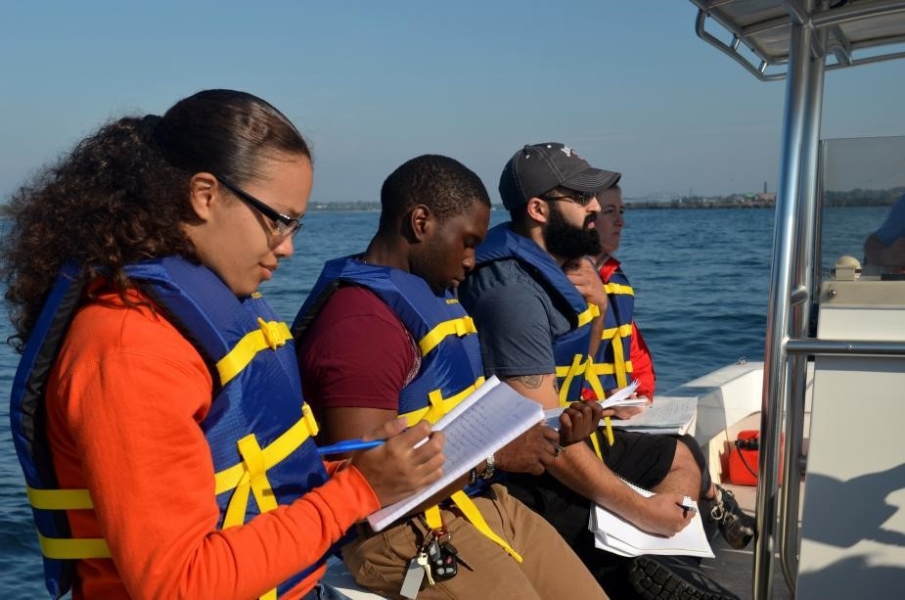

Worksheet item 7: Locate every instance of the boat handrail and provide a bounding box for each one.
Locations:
[785,339,905,356]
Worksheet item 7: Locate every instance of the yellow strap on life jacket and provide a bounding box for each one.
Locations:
[37,532,111,560]
[576,303,600,328]
[602,282,634,297]
[27,486,94,510]
[589,430,605,460]
[450,491,523,562]
[589,360,634,377]
[217,319,293,385]
[215,408,319,600]
[222,436,279,600]
[26,487,112,559]
[214,407,318,495]
[399,377,485,427]
[555,354,587,405]
[424,505,444,530]
[584,356,606,402]
[418,316,477,356]
[600,323,633,341]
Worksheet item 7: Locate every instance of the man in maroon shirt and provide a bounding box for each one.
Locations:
[294,154,608,599]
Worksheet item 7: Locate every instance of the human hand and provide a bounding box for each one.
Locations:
[563,257,608,308]
[610,396,650,420]
[350,418,446,507]
[494,423,559,475]
[632,491,695,537]
[559,401,604,445]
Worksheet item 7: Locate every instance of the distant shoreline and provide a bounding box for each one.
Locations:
[3,190,901,217]
[307,193,902,213]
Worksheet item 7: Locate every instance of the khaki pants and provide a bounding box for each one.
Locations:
[341,484,607,600]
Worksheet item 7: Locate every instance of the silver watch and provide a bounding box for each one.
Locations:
[479,454,495,480]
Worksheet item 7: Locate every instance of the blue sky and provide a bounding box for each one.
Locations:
[1,1,903,203]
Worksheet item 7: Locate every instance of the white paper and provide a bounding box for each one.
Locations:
[610,395,698,434]
[367,377,544,531]
[589,480,714,558]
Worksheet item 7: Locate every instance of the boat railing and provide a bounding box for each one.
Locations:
[693,2,905,598]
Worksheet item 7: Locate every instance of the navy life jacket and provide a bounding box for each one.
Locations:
[10,257,325,599]
[586,258,636,397]
[292,256,485,423]
[292,257,531,562]
[473,224,598,405]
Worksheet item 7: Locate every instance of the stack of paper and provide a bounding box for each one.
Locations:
[589,481,714,558]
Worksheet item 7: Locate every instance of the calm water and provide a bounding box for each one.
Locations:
[0,206,887,597]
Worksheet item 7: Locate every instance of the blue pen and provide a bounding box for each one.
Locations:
[316,439,384,455]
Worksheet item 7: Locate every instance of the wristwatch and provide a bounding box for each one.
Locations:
[479,454,495,480]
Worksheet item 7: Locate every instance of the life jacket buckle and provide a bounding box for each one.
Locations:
[257,318,286,350]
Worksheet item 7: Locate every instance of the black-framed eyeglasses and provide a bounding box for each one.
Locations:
[216,176,304,238]
[540,188,598,207]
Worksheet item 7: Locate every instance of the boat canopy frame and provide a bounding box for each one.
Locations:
[692,0,905,80]
[692,1,905,598]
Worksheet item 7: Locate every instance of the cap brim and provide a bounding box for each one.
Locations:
[561,168,622,193]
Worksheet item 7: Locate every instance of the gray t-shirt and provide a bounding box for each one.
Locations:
[459,258,572,378]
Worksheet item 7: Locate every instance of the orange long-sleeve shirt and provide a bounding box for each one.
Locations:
[45,288,379,599]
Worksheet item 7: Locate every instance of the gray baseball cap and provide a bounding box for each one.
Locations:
[498,142,621,210]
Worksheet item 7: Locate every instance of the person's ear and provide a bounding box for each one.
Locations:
[409,204,435,242]
[188,173,219,221]
[525,197,549,224]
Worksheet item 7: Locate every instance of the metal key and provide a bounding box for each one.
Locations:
[441,539,472,572]
[416,550,435,586]
[426,537,457,581]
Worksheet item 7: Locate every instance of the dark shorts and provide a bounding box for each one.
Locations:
[600,429,678,489]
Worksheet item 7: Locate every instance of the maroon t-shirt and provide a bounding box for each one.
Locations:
[297,285,420,416]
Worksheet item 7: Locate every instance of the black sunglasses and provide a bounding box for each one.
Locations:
[539,188,598,207]
[216,176,303,238]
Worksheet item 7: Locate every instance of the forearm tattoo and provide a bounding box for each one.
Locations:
[512,374,545,389]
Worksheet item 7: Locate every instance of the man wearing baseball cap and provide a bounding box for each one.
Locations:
[459,143,739,600]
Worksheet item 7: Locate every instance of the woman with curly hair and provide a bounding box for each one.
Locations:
[2,89,445,600]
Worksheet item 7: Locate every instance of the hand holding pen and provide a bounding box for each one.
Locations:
[676,495,697,518]
[339,418,446,507]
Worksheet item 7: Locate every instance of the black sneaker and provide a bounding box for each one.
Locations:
[629,555,740,600]
[708,485,756,550]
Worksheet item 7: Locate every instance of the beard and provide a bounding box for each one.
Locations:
[543,203,602,259]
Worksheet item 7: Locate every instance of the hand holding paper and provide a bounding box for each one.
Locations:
[544,381,644,430]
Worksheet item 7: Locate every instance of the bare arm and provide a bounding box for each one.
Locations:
[503,373,691,536]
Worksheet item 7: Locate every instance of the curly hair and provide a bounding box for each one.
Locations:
[1,89,311,351]
[378,154,490,232]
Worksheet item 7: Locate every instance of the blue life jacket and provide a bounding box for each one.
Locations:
[587,258,636,397]
[292,256,485,423]
[10,257,325,599]
[292,257,532,563]
[473,224,599,406]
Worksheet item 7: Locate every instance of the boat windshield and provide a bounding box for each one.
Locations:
[817,134,905,285]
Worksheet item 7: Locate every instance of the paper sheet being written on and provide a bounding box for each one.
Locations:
[590,481,714,558]
[610,395,697,435]
[367,376,544,531]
